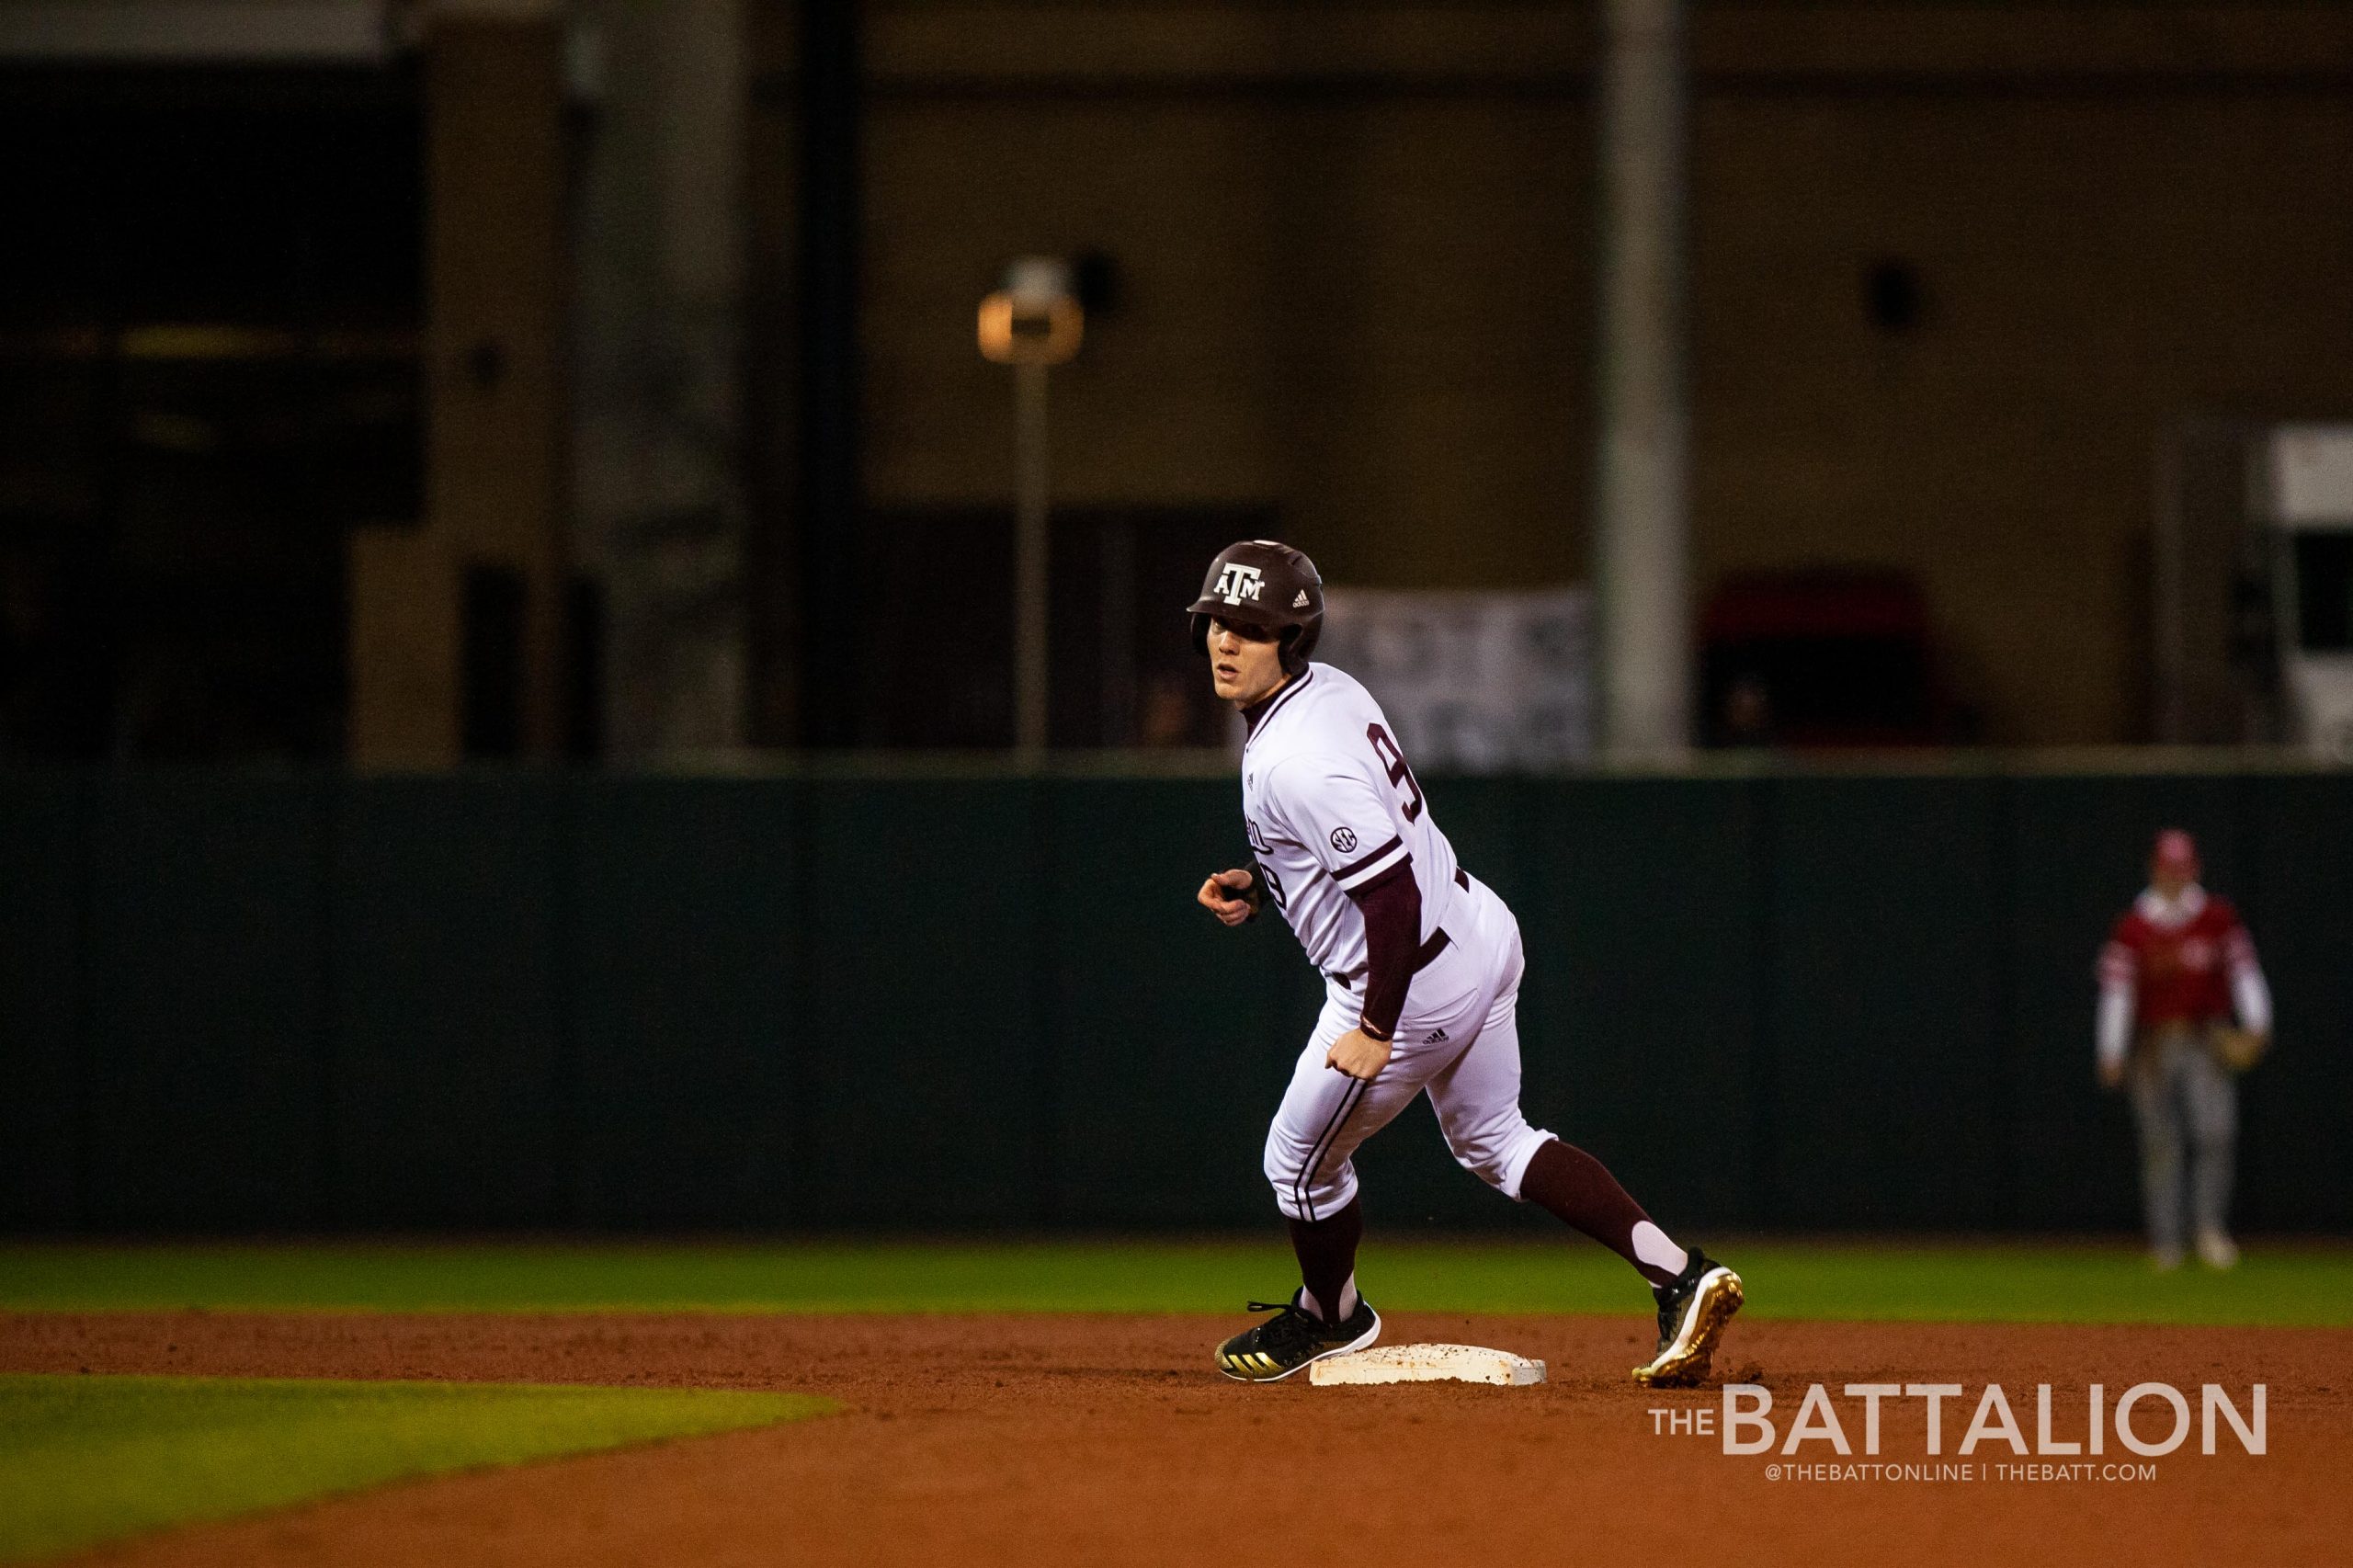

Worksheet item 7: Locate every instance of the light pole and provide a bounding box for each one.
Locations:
[1594,0,1692,761]
[978,256,1083,758]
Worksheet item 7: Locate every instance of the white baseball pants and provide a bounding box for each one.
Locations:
[1264,874,1557,1222]
[2129,1024,2238,1257]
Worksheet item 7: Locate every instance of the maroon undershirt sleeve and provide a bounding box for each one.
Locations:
[1349,862,1422,1041]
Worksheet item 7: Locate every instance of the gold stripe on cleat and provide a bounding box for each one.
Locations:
[1631,1267,1745,1389]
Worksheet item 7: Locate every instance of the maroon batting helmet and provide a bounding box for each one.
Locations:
[1187,540,1324,674]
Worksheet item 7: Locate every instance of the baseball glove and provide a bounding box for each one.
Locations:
[2211,1026,2268,1074]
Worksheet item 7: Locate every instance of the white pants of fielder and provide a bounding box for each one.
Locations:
[1265,874,1557,1221]
[2129,1024,2237,1258]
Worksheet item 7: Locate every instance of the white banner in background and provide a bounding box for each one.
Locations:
[1313,587,1593,771]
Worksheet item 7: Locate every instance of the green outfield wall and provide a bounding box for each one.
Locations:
[4,767,2350,1235]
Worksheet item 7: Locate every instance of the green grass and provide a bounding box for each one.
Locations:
[4,1239,2350,1325]
[0,1373,831,1563]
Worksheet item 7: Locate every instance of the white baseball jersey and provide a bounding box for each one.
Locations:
[1240,662,1462,979]
[1238,664,1554,1223]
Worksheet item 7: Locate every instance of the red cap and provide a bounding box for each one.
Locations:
[2153,828,2200,871]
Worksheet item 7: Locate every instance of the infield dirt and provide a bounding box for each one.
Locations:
[6,1311,2347,1567]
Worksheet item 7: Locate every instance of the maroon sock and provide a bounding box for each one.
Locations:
[1520,1139,1682,1289]
[1286,1196,1364,1324]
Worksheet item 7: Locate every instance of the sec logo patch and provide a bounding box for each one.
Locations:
[1330,826,1358,853]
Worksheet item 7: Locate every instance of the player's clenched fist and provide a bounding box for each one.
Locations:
[1198,868,1257,926]
[1325,1027,1392,1083]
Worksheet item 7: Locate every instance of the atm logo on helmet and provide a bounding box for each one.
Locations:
[1215,562,1266,605]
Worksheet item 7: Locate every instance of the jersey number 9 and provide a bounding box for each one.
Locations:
[1366,723,1425,822]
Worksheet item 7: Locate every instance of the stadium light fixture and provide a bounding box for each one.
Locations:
[978,257,1083,758]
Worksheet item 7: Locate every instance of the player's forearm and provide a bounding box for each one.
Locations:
[2224,927,2270,1034]
[2231,962,2272,1036]
[2096,984,2133,1069]
[1351,867,1421,1041]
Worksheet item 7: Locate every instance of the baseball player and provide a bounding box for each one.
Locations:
[2097,828,2271,1271]
[1185,540,1743,1385]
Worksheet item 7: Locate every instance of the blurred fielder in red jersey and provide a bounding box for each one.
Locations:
[2096,829,2272,1271]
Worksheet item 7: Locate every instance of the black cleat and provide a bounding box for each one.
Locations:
[1631,1248,1744,1388]
[1214,1291,1381,1381]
